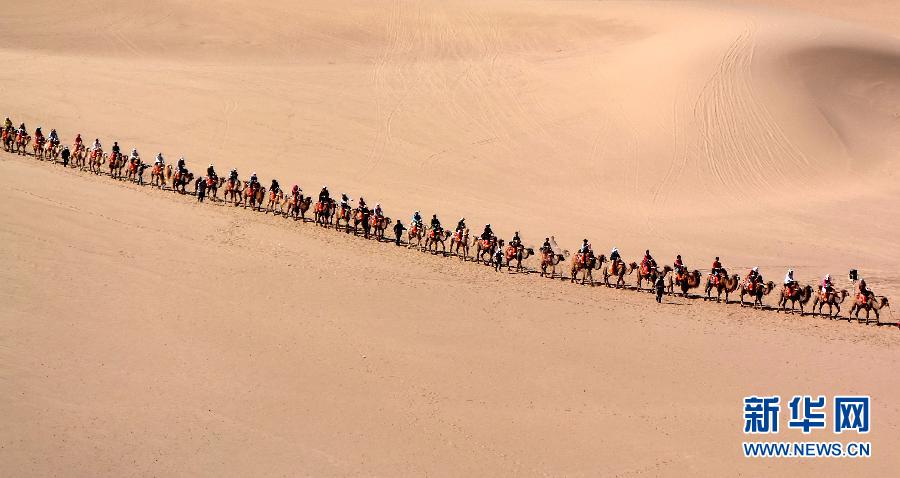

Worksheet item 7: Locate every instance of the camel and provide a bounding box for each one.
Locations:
[107,152,127,179]
[849,295,891,324]
[205,176,223,201]
[369,214,391,241]
[777,284,814,315]
[634,260,661,291]
[351,208,372,238]
[88,149,105,174]
[449,228,470,259]
[333,205,352,231]
[704,270,740,303]
[0,128,12,152]
[172,170,195,195]
[424,228,451,254]
[15,132,31,155]
[505,244,534,272]
[265,189,283,214]
[667,269,703,297]
[539,250,567,278]
[72,146,86,169]
[739,280,775,308]
[32,138,46,160]
[150,164,168,189]
[47,142,61,161]
[223,177,242,203]
[243,183,265,210]
[124,157,141,182]
[570,253,605,286]
[812,289,849,318]
[283,193,312,220]
[314,199,335,227]
[602,259,635,288]
[407,223,425,249]
[473,236,498,264]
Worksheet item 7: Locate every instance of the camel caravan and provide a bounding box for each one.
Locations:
[2,117,894,327]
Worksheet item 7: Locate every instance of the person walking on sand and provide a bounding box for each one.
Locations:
[655,274,666,303]
[393,220,407,246]
[493,239,505,272]
[196,176,207,203]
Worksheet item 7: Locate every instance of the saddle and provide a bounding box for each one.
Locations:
[505,245,517,260]
[315,202,326,213]
[576,253,587,266]
[410,225,419,235]
[482,239,491,249]
[429,230,437,239]
[207,177,216,187]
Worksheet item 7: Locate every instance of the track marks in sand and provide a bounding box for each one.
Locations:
[693,26,807,192]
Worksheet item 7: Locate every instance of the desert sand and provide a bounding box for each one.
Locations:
[1,0,899,475]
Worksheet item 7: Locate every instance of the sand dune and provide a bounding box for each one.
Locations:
[2,0,899,475]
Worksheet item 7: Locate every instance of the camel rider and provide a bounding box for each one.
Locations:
[456,218,466,234]
[610,247,621,263]
[481,224,493,241]
[48,129,59,145]
[177,157,187,174]
[357,197,367,210]
[228,168,238,181]
[291,184,301,196]
[249,172,259,189]
[155,153,165,166]
[541,238,553,255]
[510,231,521,248]
[857,278,872,302]
[822,274,834,299]
[579,239,592,255]
[35,127,44,142]
[131,149,140,160]
[339,194,351,211]
[784,269,797,293]
[207,164,216,179]
[746,267,761,290]
[374,203,383,218]
[270,179,280,195]
[75,134,84,149]
[641,250,654,272]
[92,138,102,151]
[711,257,723,279]
[111,141,120,157]
[412,211,422,228]
[318,186,330,202]
[18,123,27,134]
[3,117,11,130]
[431,214,442,233]
[674,255,686,276]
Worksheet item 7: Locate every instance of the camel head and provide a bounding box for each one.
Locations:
[764,281,775,294]
[880,297,890,308]
[838,289,849,303]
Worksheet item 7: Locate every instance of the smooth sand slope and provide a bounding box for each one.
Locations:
[3,153,900,476]
[1,0,899,475]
